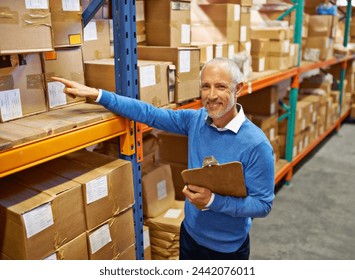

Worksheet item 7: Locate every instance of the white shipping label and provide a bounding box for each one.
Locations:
[240,26,247,42]
[312,112,317,123]
[179,51,190,73]
[89,224,112,254]
[164,208,182,219]
[25,0,48,9]
[283,40,290,52]
[302,119,306,130]
[290,44,296,56]
[259,57,265,71]
[43,253,57,260]
[181,24,191,44]
[84,21,98,41]
[62,0,81,11]
[143,228,150,249]
[86,176,108,204]
[234,5,240,21]
[228,45,235,59]
[293,146,297,158]
[304,136,309,148]
[245,42,251,54]
[47,82,67,108]
[140,65,156,88]
[157,180,168,201]
[22,203,54,239]
[206,46,213,62]
[136,1,145,21]
[0,89,23,122]
[215,45,223,57]
[270,128,275,140]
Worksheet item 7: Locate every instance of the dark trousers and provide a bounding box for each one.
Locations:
[179,222,250,260]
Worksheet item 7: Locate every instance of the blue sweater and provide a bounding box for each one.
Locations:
[99,90,275,253]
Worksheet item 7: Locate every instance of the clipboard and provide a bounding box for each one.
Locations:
[181,160,247,198]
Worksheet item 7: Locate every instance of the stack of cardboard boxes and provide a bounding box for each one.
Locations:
[239,86,282,165]
[250,25,297,72]
[0,150,135,260]
[0,0,86,123]
[303,14,337,61]
[142,162,184,260]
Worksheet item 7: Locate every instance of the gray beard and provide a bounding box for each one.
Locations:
[205,95,236,119]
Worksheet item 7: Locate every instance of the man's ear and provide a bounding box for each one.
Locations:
[235,82,244,97]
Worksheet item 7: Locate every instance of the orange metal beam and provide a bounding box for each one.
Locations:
[275,162,292,184]
[0,117,127,178]
[240,68,298,97]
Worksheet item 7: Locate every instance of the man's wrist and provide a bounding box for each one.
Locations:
[95,89,102,102]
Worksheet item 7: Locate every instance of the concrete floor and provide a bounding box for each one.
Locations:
[249,121,355,260]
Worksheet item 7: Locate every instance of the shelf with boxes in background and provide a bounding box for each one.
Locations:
[0,0,355,260]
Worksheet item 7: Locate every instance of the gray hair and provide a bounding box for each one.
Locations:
[199,57,244,88]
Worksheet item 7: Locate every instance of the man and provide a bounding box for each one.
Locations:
[53,57,275,260]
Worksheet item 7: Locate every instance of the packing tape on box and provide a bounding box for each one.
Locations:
[22,10,51,27]
[0,75,14,91]
[0,7,19,24]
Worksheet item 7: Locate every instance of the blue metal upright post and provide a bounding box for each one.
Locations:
[111,0,143,260]
[338,0,353,117]
[285,0,303,164]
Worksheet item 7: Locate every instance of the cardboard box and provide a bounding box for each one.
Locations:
[251,56,266,72]
[160,159,187,201]
[45,232,89,260]
[213,43,229,58]
[0,178,62,259]
[84,58,173,107]
[41,155,134,230]
[308,15,337,39]
[145,0,191,47]
[251,114,279,141]
[116,243,136,260]
[0,53,47,122]
[138,46,200,103]
[82,19,112,60]
[191,42,214,64]
[144,200,184,234]
[143,225,152,260]
[238,86,278,115]
[304,37,333,61]
[87,207,135,260]
[136,0,145,35]
[251,26,292,40]
[267,55,290,70]
[191,4,240,43]
[11,165,87,253]
[142,164,176,218]
[50,0,83,48]
[42,47,86,109]
[0,1,53,54]
[158,132,188,164]
[81,0,105,19]
[251,39,268,57]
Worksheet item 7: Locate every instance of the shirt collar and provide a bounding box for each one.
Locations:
[205,104,246,133]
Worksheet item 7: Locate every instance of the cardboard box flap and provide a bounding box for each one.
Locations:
[12,166,81,196]
[0,178,51,216]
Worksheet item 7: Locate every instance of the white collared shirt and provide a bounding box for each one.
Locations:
[205,103,246,134]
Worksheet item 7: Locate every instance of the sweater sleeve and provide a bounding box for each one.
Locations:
[208,140,275,218]
[98,89,194,135]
